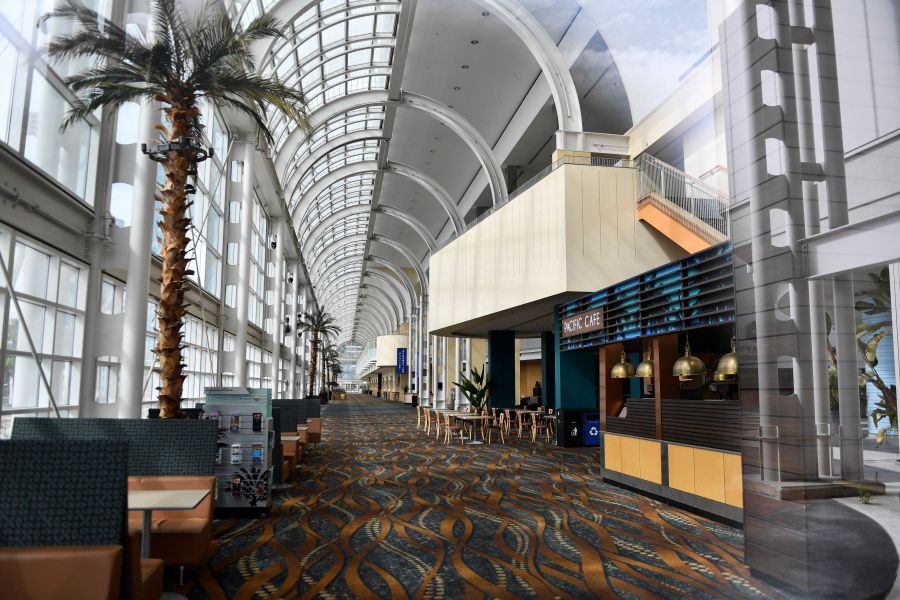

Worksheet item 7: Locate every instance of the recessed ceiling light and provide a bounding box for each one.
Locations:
[453,86,461,91]
[470,40,479,45]
[481,11,490,17]
[461,64,469,69]
[429,150,435,153]
[434,136,442,140]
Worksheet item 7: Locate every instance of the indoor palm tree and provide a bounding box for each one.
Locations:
[297,307,340,397]
[321,343,338,389]
[42,0,307,417]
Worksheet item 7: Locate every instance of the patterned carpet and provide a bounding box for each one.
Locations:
[182,395,776,599]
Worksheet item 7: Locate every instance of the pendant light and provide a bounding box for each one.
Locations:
[713,337,738,380]
[635,348,654,378]
[610,351,635,378]
[672,336,706,378]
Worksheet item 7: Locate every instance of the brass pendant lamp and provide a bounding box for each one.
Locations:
[635,348,654,378]
[713,337,738,381]
[610,351,635,378]
[672,336,706,378]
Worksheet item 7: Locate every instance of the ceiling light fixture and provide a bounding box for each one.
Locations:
[461,64,469,69]
[481,11,490,16]
[471,40,479,44]
[453,86,461,90]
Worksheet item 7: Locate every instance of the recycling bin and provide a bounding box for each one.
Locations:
[583,413,601,446]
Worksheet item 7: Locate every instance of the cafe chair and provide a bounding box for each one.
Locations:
[517,411,532,439]
[485,412,506,444]
[416,405,423,429]
[443,413,465,445]
[502,409,513,436]
[423,408,433,435]
[432,408,443,439]
[531,412,551,443]
[127,476,215,585]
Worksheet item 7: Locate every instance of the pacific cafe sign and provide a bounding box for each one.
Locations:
[561,308,604,338]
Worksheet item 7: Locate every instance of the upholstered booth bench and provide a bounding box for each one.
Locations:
[11,418,218,588]
[0,440,163,600]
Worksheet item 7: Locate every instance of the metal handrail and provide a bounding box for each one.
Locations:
[636,154,730,238]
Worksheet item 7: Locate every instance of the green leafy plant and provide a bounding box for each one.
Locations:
[453,365,490,412]
[827,268,898,444]
[297,308,340,397]
[41,0,307,416]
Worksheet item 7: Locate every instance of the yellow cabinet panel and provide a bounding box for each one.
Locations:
[604,434,622,472]
[693,448,726,504]
[620,436,641,478]
[667,444,695,494]
[639,440,662,484]
[723,452,744,508]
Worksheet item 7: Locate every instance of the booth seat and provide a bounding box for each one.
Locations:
[127,476,216,569]
[306,418,321,448]
[128,531,164,600]
[0,545,123,600]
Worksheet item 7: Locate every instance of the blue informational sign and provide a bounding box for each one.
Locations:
[396,348,408,374]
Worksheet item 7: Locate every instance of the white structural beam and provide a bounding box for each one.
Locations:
[474,0,582,132]
[803,209,900,279]
[433,8,599,245]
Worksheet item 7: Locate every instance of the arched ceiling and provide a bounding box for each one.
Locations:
[228,0,633,353]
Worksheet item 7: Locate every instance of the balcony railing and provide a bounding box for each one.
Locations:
[636,154,730,238]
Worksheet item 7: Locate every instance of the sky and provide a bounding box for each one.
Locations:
[576,0,711,123]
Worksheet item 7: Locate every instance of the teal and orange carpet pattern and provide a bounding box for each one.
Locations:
[183,396,774,599]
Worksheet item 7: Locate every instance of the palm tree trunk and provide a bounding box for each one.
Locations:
[155,99,197,418]
[308,336,318,397]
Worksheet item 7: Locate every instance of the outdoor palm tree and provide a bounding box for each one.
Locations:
[297,307,340,397]
[42,0,307,417]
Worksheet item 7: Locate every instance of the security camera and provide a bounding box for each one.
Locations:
[270,234,277,250]
[287,272,294,284]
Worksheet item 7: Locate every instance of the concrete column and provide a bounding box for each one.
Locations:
[541,331,556,410]
[119,96,159,418]
[408,310,417,392]
[270,221,286,398]
[834,276,864,480]
[487,330,516,408]
[452,337,461,409]
[232,144,255,385]
[441,337,449,408]
[465,338,472,379]
[287,266,299,398]
[890,263,900,461]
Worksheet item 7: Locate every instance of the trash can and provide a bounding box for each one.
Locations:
[583,413,601,446]
[558,410,587,447]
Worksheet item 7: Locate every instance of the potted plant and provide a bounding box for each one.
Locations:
[41,0,307,417]
[453,365,490,412]
[297,307,340,399]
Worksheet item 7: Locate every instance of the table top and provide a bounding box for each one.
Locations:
[455,414,491,420]
[282,434,301,442]
[128,489,209,511]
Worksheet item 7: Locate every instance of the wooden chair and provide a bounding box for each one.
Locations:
[502,409,513,436]
[416,405,423,429]
[531,412,551,443]
[546,408,556,438]
[517,411,532,439]
[485,412,506,444]
[423,408,432,435]
[443,413,465,445]
[432,409,442,439]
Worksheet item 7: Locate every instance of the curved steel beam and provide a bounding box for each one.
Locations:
[365,269,412,319]
[376,205,437,250]
[367,256,420,302]
[275,90,506,207]
[473,0,582,132]
[291,159,463,237]
[283,130,384,188]
[308,233,368,277]
[371,234,428,292]
[290,162,378,217]
[358,292,400,332]
[381,163,463,234]
[319,271,409,322]
[315,254,418,311]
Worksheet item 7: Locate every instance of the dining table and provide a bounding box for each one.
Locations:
[453,414,491,444]
[128,489,210,559]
